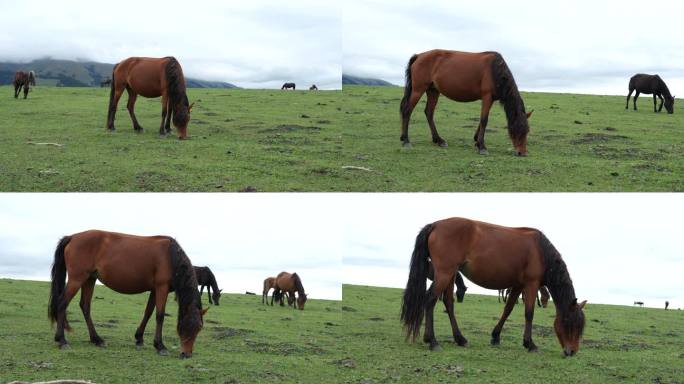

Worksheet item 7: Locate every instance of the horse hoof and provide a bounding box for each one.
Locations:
[136,344,143,350]
[456,338,468,347]
[478,149,488,155]
[402,142,412,148]
[97,342,107,348]
[436,141,448,148]
[490,338,500,346]
[59,343,70,350]
[158,349,169,356]
[528,347,539,353]
[429,344,442,352]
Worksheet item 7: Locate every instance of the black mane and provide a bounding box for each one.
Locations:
[167,237,202,340]
[489,52,529,144]
[164,57,189,126]
[292,273,306,295]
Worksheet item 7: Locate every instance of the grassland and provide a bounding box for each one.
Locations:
[341,86,683,191]
[0,85,681,191]
[0,86,343,191]
[2,280,683,383]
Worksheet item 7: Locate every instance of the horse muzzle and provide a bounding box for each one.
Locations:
[180,351,192,359]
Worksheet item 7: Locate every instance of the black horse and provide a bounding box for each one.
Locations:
[193,266,222,305]
[100,78,112,87]
[626,74,675,114]
[428,261,468,303]
[281,82,296,90]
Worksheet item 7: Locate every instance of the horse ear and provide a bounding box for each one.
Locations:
[188,102,195,113]
[526,110,534,119]
[202,307,209,315]
[578,300,587,310]
[219,289,223,293]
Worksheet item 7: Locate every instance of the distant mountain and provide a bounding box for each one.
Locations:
[0,59,239,88]
[342,74,396,86]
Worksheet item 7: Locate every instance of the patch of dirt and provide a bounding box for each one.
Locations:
[324,322,339,326]
[341,306,357,312]
[570,133,629,144]
[27,361,53,369]
[212,327,253,340]
[592,146,665,161]
[238,186,257,192]
[368,317,384,321]
[332,357,356,368]
[244,340,324,355]
[316,120,331,124]
[259,124,321,134]
[310,168,331,175]
[533,325,553,337]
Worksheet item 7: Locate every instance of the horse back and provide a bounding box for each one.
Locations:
[275,271,295,290]
[114,57,170,97]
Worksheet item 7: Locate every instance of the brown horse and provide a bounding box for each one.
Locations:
[262,276,277,305]
[273,272,307,310]
[48,230,207,358]
[400,50,532,156]
[401,217,586,356]
[106,57,193,139]
[13,71,36,99]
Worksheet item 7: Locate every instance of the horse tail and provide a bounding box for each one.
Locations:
[401,223,434,342]
[48,236,71,326]
[490,52,529,144]
[399,54,418,117]
[107,64,118,126]
[164,57,189,127]
[167,237,202,339]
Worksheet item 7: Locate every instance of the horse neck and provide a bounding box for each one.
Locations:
[208,271,219,292]
[659,80,672,98]
[293,274,305,295]
[539,232,576,314]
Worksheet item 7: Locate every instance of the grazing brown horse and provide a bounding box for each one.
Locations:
[194,266,222,305]
[106,57,193,139]
[13,71,36,99]
[272,272,307,310]
[400,50,532,156]
[401,217,586,356]
[262,276,277,305]
[48,230,207,358]
[625,74,675,114]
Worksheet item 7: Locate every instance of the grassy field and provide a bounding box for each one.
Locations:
[0,279,347,383]
[0,86,343,191]
[2,280,683,383]
[1,85,681,191]
[341,86,683,191]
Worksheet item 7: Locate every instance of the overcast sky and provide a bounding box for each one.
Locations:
[0,194,342,300]
[0,1,341,89]
[342,193,683,310]
[343,0,684,95]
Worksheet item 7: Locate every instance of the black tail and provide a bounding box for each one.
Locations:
[490,52,529,142]
[400,223,433,342]
[48,236,71,325]
[399,54,418,117]
[106,64,118,127]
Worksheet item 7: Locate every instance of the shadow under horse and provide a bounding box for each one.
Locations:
[194,266,222,305]
[625,74,675,114]
[400,50,533,156]
[401,217,586,356]
[13,71,36,99]
[48,230,207,358]
[107,56,194,139]
[273,272,307,310]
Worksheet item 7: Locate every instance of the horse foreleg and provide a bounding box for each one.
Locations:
[207,285,213,305]
[657,94,664,112]
[126,90,143,132]
[425,88,446,147]
[23,84,29,99]
[475,95,493,155]
[153,286,169,355]
[522,285,539,352]
[160,95,170,137]
[443,276,467,346]
[491,286,521,346]
[54,279,82,349]
[400,89,424,147]
[79,278,105,347]
[135,292,155,347]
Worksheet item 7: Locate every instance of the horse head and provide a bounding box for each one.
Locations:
[297,293,308,310]
[553,298,586,357]
[173,101,194,140]
[665,96,674,114]
[211,288,222,305]
[180,306,208,358]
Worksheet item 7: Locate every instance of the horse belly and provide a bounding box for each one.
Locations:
[97,272,154,294]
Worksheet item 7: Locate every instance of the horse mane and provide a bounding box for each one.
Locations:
[164,57,189,126]
[292,273,305,295]
[489,52,529,144]
[538,231,585,334]
[206,267,219,293]
[656,75,673,99]
[167,237,202,340]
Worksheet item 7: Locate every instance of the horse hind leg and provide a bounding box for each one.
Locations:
[491,286,522,346]
[633,92,640,111]
[126,89,143,132]
[160,95,170,137]
[79,278,105,347]
[442,276,467,346]
[625,89,633,109]
[425,87,447,147]
[23,84,29,99]
[54,278,84,349]
[400,87,426,147]
[423,272,452,351]
[657,94,664,112]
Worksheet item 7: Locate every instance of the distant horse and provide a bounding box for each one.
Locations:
[107,57,194,139]
[194,266,222,305]
[309,84,318,91]
[400,50,533,156]
[282,82,296,90]
[634,301,644,307]
[665,301,669,310]
[48,230,207,358]
[263,277,293,306]
[13,71,36,99]
[100,78,112,87]
[272,272,307,310]
[401,217,586,356]
[499,286,550,308]
[625,74,675,114]
[428,261,467,303]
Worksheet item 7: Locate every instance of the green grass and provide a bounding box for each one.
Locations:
[0,279,347,383]
[340,86,683,191]
[1,86,681,191]
[0,86,344,191]
[2,280,683,383]
[337,285,684,384]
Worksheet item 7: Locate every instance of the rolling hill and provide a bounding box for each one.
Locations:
[342,73,396,86]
